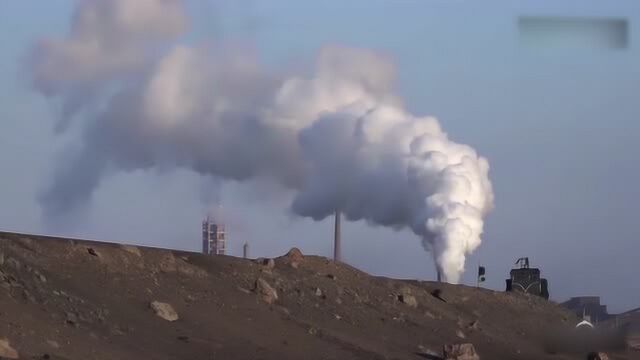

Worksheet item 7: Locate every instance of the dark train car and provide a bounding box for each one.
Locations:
[505,257,549,299]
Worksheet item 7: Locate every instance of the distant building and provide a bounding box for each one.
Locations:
[615,307,640,349]
[562,296,612,323]
[505,257,549,299]
[202,216,226,255]
[617,307,640,332]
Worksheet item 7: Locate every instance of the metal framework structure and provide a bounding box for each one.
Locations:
[505,257,549,299]
[202,216,226,256]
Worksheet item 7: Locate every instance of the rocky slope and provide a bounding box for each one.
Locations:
[0,231,634,359]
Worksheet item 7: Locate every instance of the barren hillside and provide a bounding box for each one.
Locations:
[0,232,633,359]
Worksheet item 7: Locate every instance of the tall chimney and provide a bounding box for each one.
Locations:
[334,210,341,262]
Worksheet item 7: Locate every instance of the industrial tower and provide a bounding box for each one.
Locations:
[202,216,226,255]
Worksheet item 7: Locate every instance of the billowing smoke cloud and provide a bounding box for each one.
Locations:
[30,0,187,132]
[30,0,494,282]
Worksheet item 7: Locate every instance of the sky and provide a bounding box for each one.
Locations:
[0,0,638,312]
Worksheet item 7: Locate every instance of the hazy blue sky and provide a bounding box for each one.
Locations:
[1,0,638,312]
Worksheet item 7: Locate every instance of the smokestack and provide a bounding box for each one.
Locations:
[334,210,341,262]
[243,242,249,259]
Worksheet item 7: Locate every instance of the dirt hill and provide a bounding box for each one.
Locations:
[0,231,634,359]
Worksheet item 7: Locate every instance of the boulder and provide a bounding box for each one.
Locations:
[443,343,479,360]
[254,278,278,304]
[5,258,20,270]
[261,258,275,269]
[587,352,609,360]
[150,301,179,321]
[397,294,418,308]
[397,287,418,308]
[285,248,304,267]
[159,253,177,273]
[417,345,440,358]
[177,263,208,278]
[431,288,447,303]
[35,271,47,283]
[65,312,78,327]
[121,245,141,257]
[0,338,19,359]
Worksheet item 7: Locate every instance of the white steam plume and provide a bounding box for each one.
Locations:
[30,0,494,283]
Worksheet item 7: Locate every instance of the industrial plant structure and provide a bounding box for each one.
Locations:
[202,216,226,256]
[562,297,613,323]
[505,257,549,299]
[334,210,341,261]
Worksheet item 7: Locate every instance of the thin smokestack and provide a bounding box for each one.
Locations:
[334,210,341,262]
